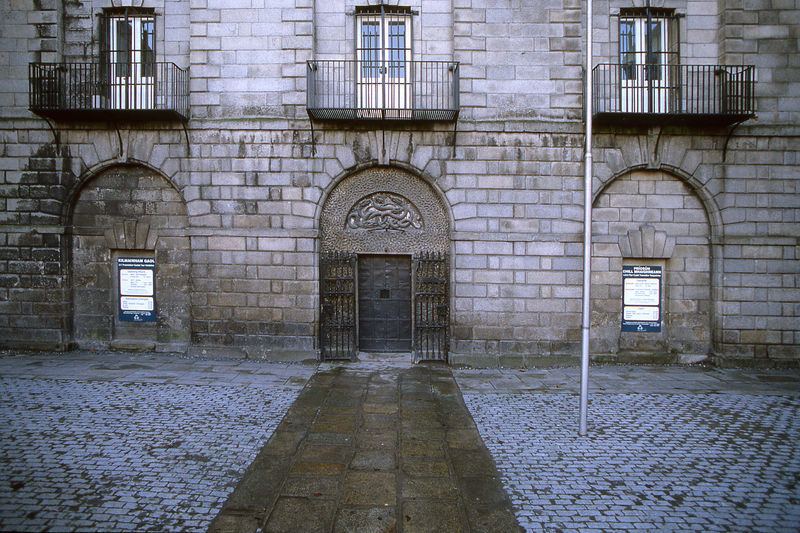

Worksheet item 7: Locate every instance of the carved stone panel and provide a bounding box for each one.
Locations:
[618,224,676,259]
[346,192,423,232]
[320,167,449,254]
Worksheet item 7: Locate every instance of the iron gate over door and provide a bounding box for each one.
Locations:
[320,251,449,362]
[320,251,356,360]
[413,252,449,362]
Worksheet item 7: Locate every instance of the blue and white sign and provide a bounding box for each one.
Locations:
[118,257,156,322]
[622,265,661,332]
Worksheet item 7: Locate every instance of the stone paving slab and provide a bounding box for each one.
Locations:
[456,366,800,532]
[0,351,317,388]
[0,351,316,532]
[210,364,522,533]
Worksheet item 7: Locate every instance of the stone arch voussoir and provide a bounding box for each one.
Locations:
[64,160,186,222]
[593,164,723,241]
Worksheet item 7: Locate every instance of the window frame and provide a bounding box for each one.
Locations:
[354,5,413,114]
[616,7,681,114]
[99,8,158,110]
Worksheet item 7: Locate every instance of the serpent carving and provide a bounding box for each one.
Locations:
[346,193,423,232]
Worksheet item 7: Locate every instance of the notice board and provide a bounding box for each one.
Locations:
[118,257,156,322]
[622,265,661,332]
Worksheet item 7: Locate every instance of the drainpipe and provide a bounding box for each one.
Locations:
[579,0,593,437]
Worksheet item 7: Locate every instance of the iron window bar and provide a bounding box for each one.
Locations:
[592,63,755,126]
[307,59,459,122]
[29,61,189,121]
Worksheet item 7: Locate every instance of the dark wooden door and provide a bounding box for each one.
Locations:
[358,255,412,351]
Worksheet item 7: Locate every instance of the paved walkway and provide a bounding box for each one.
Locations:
[210,363,520,532]
[1,351,799,532]
[454,365,800,395]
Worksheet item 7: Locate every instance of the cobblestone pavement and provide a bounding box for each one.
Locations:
[3,352,800,532]
[457,367,800,532]
[0,352,316,532]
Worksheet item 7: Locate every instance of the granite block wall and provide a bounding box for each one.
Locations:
[0,0,798,365]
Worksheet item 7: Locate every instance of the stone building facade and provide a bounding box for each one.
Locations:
[1,0,798,366]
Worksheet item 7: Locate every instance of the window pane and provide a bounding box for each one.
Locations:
[646,22,662,80]
[648,22,663,55]
[115,20,131,77]
[141,19,155,78]
[361,21,380,78]
[620,20,636,80]
[388,21,406,78]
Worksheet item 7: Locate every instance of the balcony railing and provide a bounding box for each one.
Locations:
[29,62,189,121]
[592,63,755,126]
[307,60,459,122]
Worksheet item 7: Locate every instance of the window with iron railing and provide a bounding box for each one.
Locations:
[28,8,188,121]
[617,7,680,114]
[307,4,459,122]
[355,6,413,117]
[102,11,157,110]
[593,6,755,125]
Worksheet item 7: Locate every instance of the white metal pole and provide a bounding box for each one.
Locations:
[579,0,593,437]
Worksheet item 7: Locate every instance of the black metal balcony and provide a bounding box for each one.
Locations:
[592,63,755,126]
[307,60,459,122]
[29,62,189,122]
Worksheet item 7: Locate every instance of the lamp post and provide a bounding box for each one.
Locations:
[579,0,593,437]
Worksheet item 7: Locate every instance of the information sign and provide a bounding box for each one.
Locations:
[622,265,661,332]
[118,257,156,322]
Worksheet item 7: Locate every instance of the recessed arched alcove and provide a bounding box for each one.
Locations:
[318,166,451,362]
[591,168,713,361]
[69,164,190,352]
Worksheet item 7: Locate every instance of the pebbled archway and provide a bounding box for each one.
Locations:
[319,165,450,255]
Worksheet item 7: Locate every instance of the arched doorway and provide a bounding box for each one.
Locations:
[69,164,190,352]
[318,166,451,362]
[591,169,714,361]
